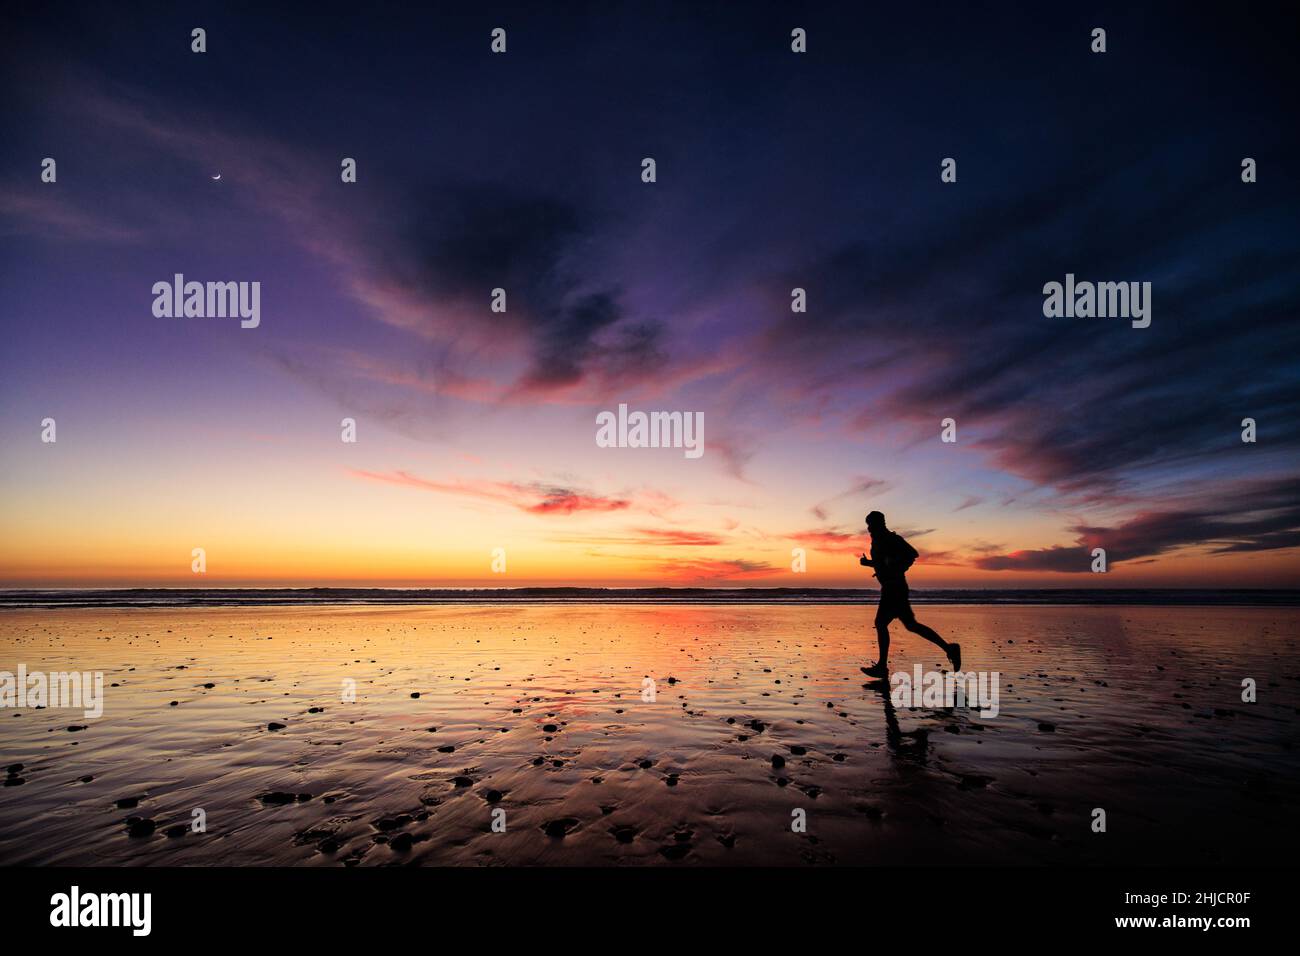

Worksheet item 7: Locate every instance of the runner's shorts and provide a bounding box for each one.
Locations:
[875,586,914,625]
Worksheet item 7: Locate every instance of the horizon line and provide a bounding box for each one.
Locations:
[4,585,1299,593]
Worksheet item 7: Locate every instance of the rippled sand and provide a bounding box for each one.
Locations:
[1,604,1296,865]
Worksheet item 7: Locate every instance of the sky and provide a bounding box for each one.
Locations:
[1,2,1298,589]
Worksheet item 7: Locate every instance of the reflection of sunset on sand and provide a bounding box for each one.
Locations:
[2,603,1296,866]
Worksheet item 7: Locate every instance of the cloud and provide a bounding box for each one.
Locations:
[791,523,933,557]
[911,549,965,566]
[606,528,724,546]
[349,470,633,515]
[653,557,781,582]
[810,476,890,520]
[972,546,1094,574]
[548,528,725,547]
[1210,531,1300,554]
[25,79,679,412]
[974,478,1300,571]
[748,148,1300,509]
[359,185,669,394]
[0,192,143,243]
[708,431,760,482]
[790,528,865,555]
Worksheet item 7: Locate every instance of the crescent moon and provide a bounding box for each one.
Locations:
[211,174,222,180]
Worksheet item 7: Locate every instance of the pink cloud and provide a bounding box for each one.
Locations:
[654,558,782,582]
[350,469,643,516]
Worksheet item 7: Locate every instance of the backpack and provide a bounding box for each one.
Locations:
[892,533,918,574]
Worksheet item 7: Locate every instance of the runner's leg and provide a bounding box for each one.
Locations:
[900,607,962,668]
[874,602,894,665]
[900,607,947,651]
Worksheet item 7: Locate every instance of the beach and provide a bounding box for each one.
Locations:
[1,603,1296,866]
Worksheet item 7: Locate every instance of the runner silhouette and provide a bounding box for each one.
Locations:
[858,511,961,678]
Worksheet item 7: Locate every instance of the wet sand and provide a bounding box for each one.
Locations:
[1,603,1296,866]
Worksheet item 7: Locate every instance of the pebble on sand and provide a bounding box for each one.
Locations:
[541,818,581,838]
[609,824,638,844]
[126,818,156,838]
